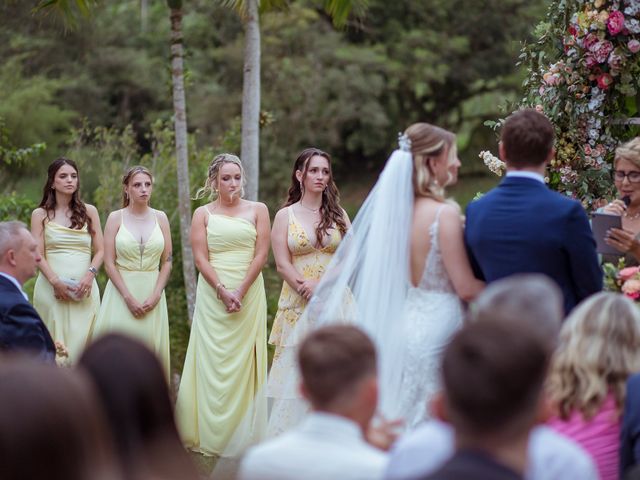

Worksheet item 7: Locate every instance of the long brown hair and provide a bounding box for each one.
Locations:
[284,148,347,246]
[122,166,154,208]
[38,157,93,234]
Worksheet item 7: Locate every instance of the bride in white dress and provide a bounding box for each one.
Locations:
[265,123,484,433]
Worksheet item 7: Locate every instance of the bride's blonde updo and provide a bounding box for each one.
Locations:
[404,123,457,200]
[194,153,246,200]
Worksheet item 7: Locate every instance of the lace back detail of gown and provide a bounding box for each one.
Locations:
[417,205,455,293]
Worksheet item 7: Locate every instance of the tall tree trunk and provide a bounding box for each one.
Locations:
[170,6,197,322]
[141,0,149,32]
[241,0,261,201]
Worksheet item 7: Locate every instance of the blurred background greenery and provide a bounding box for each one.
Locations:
[1,0,549,375]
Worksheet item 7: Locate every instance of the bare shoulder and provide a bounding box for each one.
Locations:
[106,209,124,224]
[274,206,290,222]
[248,200,269,214]
[31,207,47,220]
[85,203,99,215]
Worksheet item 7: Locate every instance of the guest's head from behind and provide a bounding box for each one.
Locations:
[38,157,93,233]
[548,292,640,421]
[433,319,549,446]
[298,325,378,429]
[195,153,245,202]
[79,333,197,480]
[404,123,460,199]
[500,108,555,169]
[0,356,115,480]
[122,165,154,208]
[284,147,348,242]
[471,273,563,351]
[613,137,640,203]
[0,221,41,285]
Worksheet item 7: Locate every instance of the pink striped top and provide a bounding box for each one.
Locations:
[547,393,620,480]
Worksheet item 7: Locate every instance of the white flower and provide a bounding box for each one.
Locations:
[479,151,506,176]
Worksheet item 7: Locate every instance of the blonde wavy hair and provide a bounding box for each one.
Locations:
[122,166,153,208]
[547,292,640,420]
[194,153,246,200]
[615,137,640,169]
[404,123,457,200]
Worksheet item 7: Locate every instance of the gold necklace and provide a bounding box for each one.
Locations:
[625,210,640,220]
[299,200,320,213]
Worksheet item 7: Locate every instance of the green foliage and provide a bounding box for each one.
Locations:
[0,193,35,224]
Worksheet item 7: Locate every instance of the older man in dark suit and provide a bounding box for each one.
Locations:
[0,221,55,362]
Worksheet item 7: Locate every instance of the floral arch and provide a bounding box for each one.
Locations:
[485,0,640,208]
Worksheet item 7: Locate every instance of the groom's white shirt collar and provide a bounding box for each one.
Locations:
[506,171,545,184]
[0,272,28,301]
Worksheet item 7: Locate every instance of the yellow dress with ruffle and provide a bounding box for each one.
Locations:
[266,207,341,398]
[92,216,170,377]
[33,221,100,362]
[176,212,268,456]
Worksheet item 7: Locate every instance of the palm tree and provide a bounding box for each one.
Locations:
[167,0,197,322]
[223,0,367,200]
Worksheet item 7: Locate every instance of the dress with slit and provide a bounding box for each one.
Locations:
[176,212,268,456]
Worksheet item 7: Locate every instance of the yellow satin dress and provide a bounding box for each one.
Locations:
[93,215,170,377]
[33,221,100,362]
[176,212,268,456]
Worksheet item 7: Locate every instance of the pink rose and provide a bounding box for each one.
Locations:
[609,52,623,72]
[584,144,592,155]
[593,40,614,63]
[584,54,599,69]
[619,266,640,281]
[584,33,600,51]
[622,279,640,297]
[607,10,625,36]
[597,72,614,89]
[629,39,640,53]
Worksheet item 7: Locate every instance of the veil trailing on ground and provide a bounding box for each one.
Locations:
[214,141,415,476]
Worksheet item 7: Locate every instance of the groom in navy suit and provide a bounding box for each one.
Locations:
[465,109,602,313]
[0,221,55,362]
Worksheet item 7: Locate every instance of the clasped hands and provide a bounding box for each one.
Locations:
[125,293,161,319]
[219,287,243,313]
[52,272,93,301]
[296,278,318,301]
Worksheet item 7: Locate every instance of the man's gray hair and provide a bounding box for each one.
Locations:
[470,273,563,351]
[0,221,29,258]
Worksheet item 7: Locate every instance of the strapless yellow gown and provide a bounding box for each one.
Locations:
[33,221,100,362]
[176,213,267,456]
[93,219,170,377]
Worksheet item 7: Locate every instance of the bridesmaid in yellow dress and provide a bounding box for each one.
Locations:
[176,153,270,456]
[93,166,172,377]
[32,158,103,362]
[267,148,350,425]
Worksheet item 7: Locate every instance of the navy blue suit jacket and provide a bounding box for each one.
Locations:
[621,373,640,474]
[0,275,55,363]
[464,176,602,313]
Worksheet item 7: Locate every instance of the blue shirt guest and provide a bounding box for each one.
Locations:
[0,221,55,362]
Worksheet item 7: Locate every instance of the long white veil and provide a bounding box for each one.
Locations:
[214,144,414,476]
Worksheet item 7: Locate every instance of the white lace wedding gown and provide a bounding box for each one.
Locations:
[397,205,464,429]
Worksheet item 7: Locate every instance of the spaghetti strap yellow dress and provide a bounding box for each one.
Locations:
[93,216,170,377]
[266,207,341,431]
[33,221,100,362]
[176,212,268,456]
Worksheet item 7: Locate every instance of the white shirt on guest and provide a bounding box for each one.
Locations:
[239,412,388,480]
[384,420,598,480]
[0,272,28,301]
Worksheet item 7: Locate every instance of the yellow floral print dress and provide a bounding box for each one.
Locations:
[267,207,341,399]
